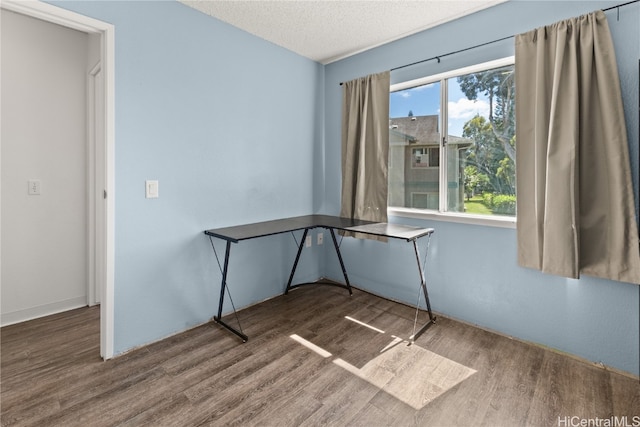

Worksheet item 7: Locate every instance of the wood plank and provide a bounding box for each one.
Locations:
[2,286,638,427]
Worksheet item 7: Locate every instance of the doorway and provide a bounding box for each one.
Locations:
[0,1,114,359]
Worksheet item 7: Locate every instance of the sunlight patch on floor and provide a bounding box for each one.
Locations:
[290,334,332,358]
[289,315,476,410]
[344,315,386,333]
[333,340,476,409]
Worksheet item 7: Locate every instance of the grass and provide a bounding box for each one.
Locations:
[464,195,493,215]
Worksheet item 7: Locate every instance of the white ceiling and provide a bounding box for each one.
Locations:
[179,0,508,64]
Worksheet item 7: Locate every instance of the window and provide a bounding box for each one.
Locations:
[411,147,439,168]
[389,57,516,220]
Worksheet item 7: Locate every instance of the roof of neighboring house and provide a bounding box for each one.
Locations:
[389,115,472,148]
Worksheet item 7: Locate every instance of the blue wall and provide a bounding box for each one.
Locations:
[51,1,324,354]
[51,0,639,376]
[323,0,640,376]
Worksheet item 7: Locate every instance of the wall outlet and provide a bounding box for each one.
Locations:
[317,232,323,245]
[305,235,312,248]
[28,179,41,195]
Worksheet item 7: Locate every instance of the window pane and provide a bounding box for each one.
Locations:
[389,81,441,210]
[389,60,516,218]
[449,65,516,216]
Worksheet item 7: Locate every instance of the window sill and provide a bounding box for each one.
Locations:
[388,207,516,229]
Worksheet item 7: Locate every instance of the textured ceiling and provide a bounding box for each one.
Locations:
[179,0,508,64]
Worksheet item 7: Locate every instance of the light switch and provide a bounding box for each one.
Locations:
[145,180,159,198]
[28,180,41,195]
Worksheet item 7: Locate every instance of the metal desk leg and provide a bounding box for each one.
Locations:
[409,238,436,343]
[285,227,352,295]
[213,240,248,342]
[329,228,353,295]
[285,228,309,294]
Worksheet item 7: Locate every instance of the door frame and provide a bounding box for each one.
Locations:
[1,0,116,359]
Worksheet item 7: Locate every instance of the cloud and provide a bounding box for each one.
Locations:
[396,83,436,98]
[448,97,489,120]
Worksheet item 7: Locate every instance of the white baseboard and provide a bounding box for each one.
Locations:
[1,297,87,327]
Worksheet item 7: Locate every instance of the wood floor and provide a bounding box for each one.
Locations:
[1,286,638,426]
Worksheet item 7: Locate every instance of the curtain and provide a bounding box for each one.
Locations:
[515,10,640,284]
[340,71,390,239]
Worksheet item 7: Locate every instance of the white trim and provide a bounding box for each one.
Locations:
[1,0,106,33]
[1,0,116,360]
[439,78,448,213]
[1,297,87,327]
[390,56,515,93]
[103,23,116,360]
[389,207,516,229]
[87,61,99,307]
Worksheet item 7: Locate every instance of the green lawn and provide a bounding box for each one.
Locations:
[464,195,493,215]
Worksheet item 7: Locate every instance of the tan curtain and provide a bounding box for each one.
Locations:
[340,71,390,238]
[515,10,640,284]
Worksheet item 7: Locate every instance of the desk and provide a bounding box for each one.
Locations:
[204,215,435,343]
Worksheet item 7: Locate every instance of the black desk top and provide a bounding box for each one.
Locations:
[344,222,434,241]
[204,214,434,243]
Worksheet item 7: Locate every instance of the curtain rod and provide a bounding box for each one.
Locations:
[602,0,639,12]
[339,0,638,85]
[389,34,513,73]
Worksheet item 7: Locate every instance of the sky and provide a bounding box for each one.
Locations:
[390,79,490,138]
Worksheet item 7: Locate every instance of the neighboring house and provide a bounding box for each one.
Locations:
[389,115,472,210]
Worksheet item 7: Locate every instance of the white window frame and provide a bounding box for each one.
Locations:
[389,56,516,229]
